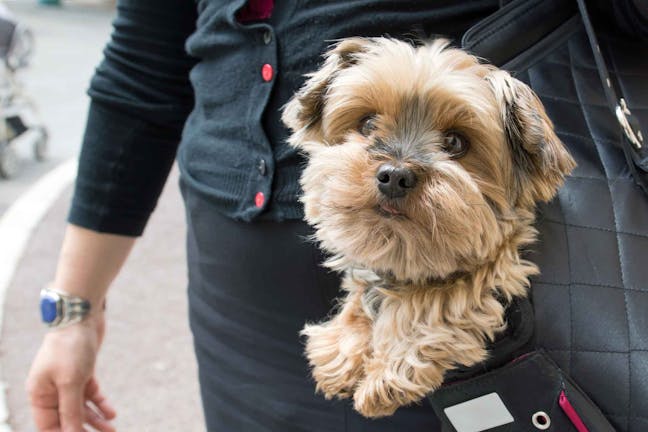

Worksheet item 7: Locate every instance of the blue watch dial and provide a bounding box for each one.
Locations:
[40,293,60,324]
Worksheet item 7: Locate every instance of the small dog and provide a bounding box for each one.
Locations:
[282,37,575,418]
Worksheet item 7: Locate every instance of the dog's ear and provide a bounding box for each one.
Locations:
[282,38,371,148]
[486,70,576,204]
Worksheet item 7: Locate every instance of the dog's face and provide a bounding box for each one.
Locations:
[283,38,575,283]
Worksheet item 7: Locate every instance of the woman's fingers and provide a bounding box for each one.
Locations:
[28,376,116,432]
[27,376,62,432]
[83,404,116,432]
[59,382,86,432]
[85,377,116,420]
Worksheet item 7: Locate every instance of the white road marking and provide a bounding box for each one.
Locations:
[0,158,77,431]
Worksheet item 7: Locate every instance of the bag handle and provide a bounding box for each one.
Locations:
[576,0,648,194]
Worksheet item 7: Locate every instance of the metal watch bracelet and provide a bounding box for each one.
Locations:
[40,287,92,328]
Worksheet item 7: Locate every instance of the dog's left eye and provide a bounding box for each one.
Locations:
[442,132,470,158]
[358,114,377,136]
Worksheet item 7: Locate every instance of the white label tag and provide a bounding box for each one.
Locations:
[443,392,514,432]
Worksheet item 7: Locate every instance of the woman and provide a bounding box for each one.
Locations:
[26,0,648,431]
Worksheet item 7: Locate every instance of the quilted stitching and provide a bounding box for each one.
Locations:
[521,28,648,431]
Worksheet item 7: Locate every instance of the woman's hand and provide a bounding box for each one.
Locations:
[26,225,135,431]
[26,313,116,432]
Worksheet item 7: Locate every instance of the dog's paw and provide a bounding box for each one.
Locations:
[302,323,368,399]
[352,375,403,418]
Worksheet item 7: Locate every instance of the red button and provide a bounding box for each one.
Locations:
[261,63,273,82]
[255,191,265,208]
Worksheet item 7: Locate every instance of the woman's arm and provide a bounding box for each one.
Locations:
[53,225,136,311]
[27,225,135,432]
[27,0,199,430]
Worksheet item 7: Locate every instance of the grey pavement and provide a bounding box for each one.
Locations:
[1,167,205,431]
[0,0,113,215]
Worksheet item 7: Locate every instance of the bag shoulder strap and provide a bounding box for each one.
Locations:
[575,0,648,194]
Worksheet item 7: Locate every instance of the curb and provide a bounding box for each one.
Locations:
[0,158,77,431]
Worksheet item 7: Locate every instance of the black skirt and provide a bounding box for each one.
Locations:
[181,182,442,431]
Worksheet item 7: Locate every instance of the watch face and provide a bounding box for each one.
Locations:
[40,291,60,324]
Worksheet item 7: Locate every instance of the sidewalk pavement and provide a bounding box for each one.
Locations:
[0,0,114,216]
[0,167,206,431]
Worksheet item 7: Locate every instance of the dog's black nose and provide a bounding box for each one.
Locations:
[376,164,417,198]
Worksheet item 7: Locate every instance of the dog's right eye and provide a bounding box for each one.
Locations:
[442,132,470,159]
[358,114,377,136]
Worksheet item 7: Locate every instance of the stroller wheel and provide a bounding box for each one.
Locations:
[33,127,48,161]
[0,144,19,179]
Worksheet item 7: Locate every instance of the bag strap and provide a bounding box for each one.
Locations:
[576,0,648,195]
[443,296,535,383]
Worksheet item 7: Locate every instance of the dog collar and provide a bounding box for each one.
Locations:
[373,269,473,290]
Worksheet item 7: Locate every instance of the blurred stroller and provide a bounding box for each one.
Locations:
[0,4,48,179]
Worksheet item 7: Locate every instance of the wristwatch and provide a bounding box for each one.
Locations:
[39,287,91,328]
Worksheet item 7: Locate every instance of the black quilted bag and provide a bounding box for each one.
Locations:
[428,0,648,430]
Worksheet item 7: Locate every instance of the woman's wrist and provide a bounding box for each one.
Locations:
[47,224,135,319]
[48,277,106,311]
[46,305,106,348]
[43,282,106,331]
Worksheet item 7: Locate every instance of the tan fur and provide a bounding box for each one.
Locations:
[283,38,576,418]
